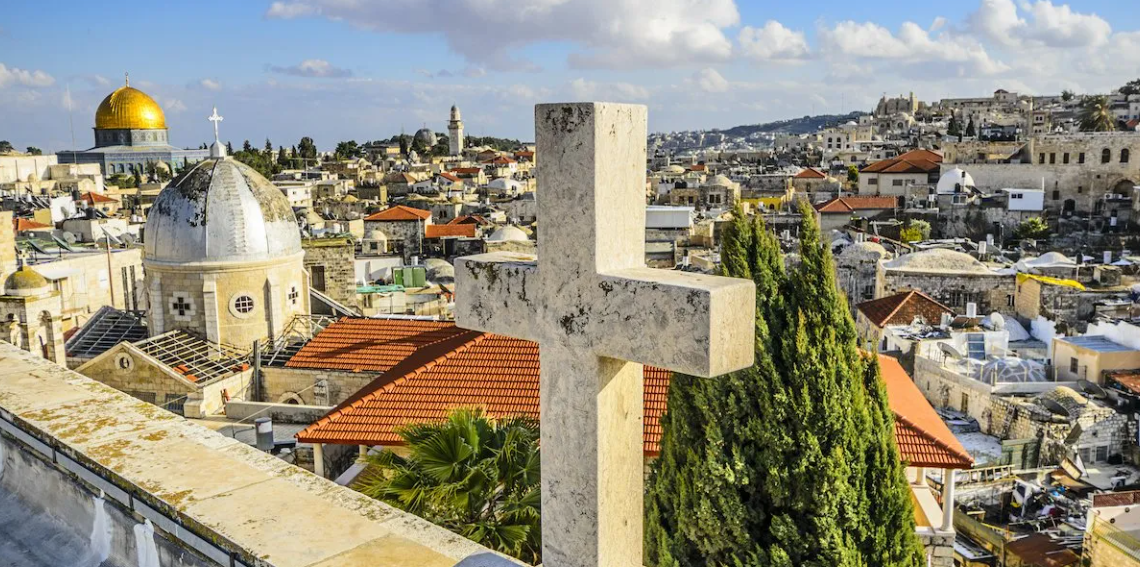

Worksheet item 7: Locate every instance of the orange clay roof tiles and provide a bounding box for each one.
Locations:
[363,205,432,222]
[284,318,468,372]
[879,354,973,469]
[424,224,476,238]
[294,319,970,467]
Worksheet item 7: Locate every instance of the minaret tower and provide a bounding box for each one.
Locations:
[448,104,464,156]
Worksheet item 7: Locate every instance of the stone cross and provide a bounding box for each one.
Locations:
[455,103,755,566]
[208,107,224,143]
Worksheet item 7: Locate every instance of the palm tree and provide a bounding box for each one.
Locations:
[354,409,542,564]
[1079,95,1116,132]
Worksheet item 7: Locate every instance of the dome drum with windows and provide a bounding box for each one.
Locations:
[142,106,309,351]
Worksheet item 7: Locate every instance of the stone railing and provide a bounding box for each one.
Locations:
[0,343,516,567]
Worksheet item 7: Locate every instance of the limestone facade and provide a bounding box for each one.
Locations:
[145,254,309,350]
[303,238,356,308]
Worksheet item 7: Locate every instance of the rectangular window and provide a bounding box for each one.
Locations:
[960,393,969,413]
[867,178,878,185]
[1049,153,1056,164]
[1039,153,1045,164]
[1063,152,1070,164]
[1096,446,1109,463]
[1079,152,1086,164]
[1070,357,1079,374]
[892,179,904,186]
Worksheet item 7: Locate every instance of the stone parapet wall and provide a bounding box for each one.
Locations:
[0,344,512,566]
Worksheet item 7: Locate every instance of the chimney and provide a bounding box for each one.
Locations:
[1104,251,1112,265]
[940,312,952,328]
[254,417,274,452]
[966,302,978,318]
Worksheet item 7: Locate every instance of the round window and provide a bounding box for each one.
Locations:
[234,295,255,314]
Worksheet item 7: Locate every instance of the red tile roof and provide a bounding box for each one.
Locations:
[453,167,483,175]
[794,167,827,179]
[815,196,899,213]
[285,318,467,372]
[437,172,461,183]
[879,354,973,469]
[856,291,952,328]
[364,205,432,222]
[448,215,489,226]
[861,149,942,174]
[424,224,476,239]
[688,164,707,172]
[81,191,117,204]
[294,322,669,452]
[488,156,516,165]
[13,218,51,232]
[295,320,967,467]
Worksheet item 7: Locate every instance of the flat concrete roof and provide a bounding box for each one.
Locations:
[0,344,511,567]
[1060,335,1138,353]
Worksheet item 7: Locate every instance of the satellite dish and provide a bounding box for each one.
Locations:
[1078,379,1108,399]
[61,231,77,244]
[939,342,964,360]
[990,313,1005,331]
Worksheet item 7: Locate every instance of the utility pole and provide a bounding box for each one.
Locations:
[100,223,116,308]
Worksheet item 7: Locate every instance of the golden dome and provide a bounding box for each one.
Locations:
[95,82,166,130]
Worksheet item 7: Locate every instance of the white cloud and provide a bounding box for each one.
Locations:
[269,59,352,78]
[970,0,1110,48]
[164,98,187,113]
[691,68,729,93]
[0,63,54,88]
[568,78,649,101]
[818,20,1007,75]
[200,78,222,91]
[265,0,739,70]
[738,21,810,62]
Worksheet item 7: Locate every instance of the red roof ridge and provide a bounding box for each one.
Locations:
[894,412,974,469]
[304,330,488,434]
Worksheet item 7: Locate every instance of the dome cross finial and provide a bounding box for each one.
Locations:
[208,106,226,158]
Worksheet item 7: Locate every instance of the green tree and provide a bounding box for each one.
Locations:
[1014,217,1050,240]
[242,140,253,154]
[947,115,961,136]
[355,410,542,564]
[846,165,859,183]
[334,140,360,159]
[1079,95,1116,132]
[0,140,13,153]
[277,145,288,166]
[645,203,923,566]
[26,146,42,155]
[226,141,234,155]
[1061,89,1076,102]
[965,117,977,137]
[900,220,930,243]
[264,138,274,157]
[298,136,318,159]
[1119,79,1140,96]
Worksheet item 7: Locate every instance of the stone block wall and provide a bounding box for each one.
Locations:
[918,529,956,567]
[260,366,377,406]
[303,240,357,308]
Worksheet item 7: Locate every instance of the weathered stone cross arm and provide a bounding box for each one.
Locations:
[456,255,754,378]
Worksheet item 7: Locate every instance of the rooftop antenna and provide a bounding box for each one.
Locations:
[66,84,77,166]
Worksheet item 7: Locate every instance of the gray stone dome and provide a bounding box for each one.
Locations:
[144,158,301,264]
[414,128,437,147]
[4,267,50,297]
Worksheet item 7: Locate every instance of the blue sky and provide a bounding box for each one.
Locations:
[2,0,1138,152]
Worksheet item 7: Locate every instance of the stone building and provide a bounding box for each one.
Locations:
[0,264,66,365]
[363,205,432,262]
[941,132,1140,214]
[834,239,892,311]
[856,290,952,349]
[858,149,942,196]
[57,75,208,176]
[142,145,309,351]
[302,236,357,309]
[877,248,1015,315]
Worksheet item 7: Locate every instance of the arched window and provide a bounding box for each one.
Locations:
[1122,149,1130,163]
[1102,148,1112,163]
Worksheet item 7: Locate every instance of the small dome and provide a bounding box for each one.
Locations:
[425,258,455,284]
[450,105,461,121]
[884,248,993,274]
[144,158,301,264]
[488,225,529,242]
[4,267,51,297]
[660,165,685,175]
[937,168,975,194]
[707,174,735,187]
[414,128,437,146]
[1036,387,1089,418]
[839,240,889,260]
[95,84,166,130]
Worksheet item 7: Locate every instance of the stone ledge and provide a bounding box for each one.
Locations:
[0,343,518,567]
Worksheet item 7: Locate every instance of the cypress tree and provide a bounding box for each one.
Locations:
[645,202,923,566]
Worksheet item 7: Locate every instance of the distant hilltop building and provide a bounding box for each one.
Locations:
[876,92,921,116]
[449,104,465,155]
[58,73,208,177]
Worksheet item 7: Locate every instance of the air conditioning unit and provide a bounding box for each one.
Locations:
[966,302,978,318]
